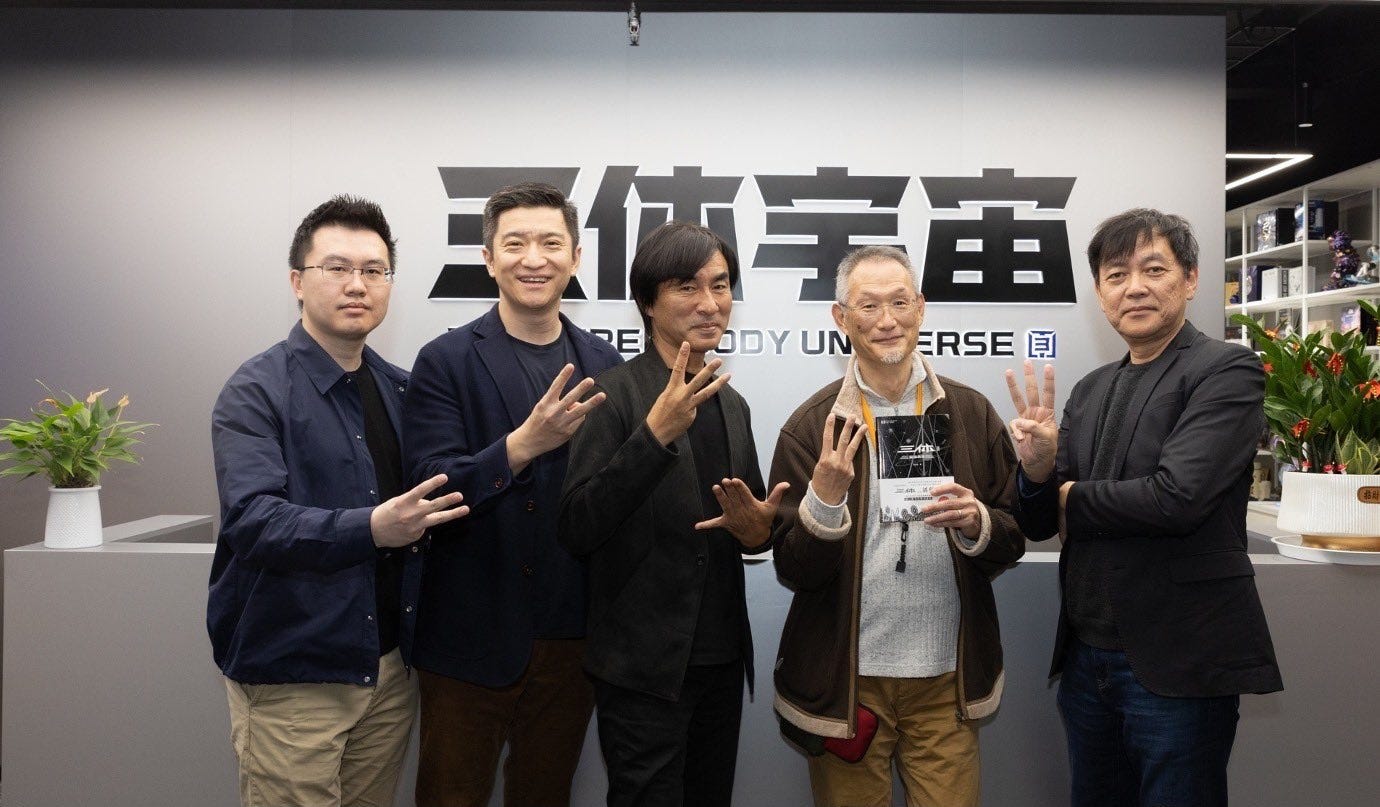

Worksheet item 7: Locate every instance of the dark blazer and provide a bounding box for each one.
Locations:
[403,305,623,687]
[559,349,769,701]
[1015,321,1283,697]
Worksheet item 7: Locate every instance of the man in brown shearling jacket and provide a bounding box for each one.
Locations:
[768,245,1025,807]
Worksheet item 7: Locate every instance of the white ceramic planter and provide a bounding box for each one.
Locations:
[45,486,104,549]
[1276,471,1380,550]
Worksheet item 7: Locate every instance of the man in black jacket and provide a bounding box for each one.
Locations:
[403,183,621,807]
[560,221,787,807]
[1008,209,1282,807]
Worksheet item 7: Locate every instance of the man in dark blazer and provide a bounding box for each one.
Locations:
[560,221,787,807]
[403,183,622,807]
[1007,208,1282,807]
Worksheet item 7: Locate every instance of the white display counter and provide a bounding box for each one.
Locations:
[4,515,1377,806]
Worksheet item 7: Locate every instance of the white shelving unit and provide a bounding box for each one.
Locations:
[1224,159,1380,339]
[1224,160,1380,502]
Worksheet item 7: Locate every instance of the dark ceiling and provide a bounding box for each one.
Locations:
[5,1,1378,207]
[1225,4,1380,208]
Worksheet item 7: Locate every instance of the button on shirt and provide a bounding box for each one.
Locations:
[208,321,420,686]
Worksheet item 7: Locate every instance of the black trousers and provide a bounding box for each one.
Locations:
[592,660,744,807]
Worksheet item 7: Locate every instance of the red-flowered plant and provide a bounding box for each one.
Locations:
[1232,300,1380,474]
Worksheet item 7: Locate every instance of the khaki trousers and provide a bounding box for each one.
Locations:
[808,672,980,807]
[224,649,417,807]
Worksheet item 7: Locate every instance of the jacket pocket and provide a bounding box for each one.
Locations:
[1169,550,1255,583]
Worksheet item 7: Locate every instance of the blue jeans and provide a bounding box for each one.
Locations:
[1058,638,1239,807]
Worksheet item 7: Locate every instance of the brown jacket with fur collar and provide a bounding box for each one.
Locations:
[770,355,1025,738]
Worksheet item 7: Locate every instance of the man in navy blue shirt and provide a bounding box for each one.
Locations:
[403,183,621,807]
[210,195,469,807]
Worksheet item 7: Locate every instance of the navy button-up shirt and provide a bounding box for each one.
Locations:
[208,321,421,685]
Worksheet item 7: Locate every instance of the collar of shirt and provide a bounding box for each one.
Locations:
[287,321,400,396]
[831,348,947,422]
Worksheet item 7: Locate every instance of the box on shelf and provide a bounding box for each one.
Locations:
[1340,305,1361,333]
[1283,265,1304,296]
[1295,200,1339,241]
[1243,265,1266,302]
[1225,280,1240,305]
[1277,309,1295,338]
[1225,228,1244,258]
[1254,208,1294,250]
[1308,318,1334,334]
[1260,268,1280,301]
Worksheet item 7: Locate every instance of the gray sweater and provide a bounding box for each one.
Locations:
[803,355,986,678]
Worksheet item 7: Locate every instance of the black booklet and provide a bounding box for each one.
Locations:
[875,414,953,523]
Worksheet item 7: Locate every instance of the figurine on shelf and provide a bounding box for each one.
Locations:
[1359,243,1380,285]
[1323,230,1373,289]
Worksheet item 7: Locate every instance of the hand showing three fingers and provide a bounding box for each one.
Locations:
[1005,360,1058,483]
[371,474,469,548]
[695,479,790,549]
[811,414,867,506]
[507,363,607,475]
[645,342,732,447]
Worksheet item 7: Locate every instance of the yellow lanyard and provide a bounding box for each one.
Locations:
[858,384,925,440]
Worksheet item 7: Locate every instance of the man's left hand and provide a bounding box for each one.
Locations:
[921,481,982,541]
[695,478,790,550]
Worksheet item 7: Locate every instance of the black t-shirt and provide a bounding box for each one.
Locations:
[507,329,589,636]
[507,329,580,407]
[351,365,405,657]
[1066,359,1152,651]
[685,380,742,666]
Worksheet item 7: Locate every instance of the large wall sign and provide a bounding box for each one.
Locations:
[433,165,1079,306]
[430,165,1081,366]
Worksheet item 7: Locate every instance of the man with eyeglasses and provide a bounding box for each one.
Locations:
[402,183,622,807]
[768,246,1024,807]
[210,195,468,807]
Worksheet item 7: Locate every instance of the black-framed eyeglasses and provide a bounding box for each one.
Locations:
[299,262,395,286]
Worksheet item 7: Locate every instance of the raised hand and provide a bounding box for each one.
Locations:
[695,478,790,549]
[370,473,469,548]
[507,363,608,475]
[1005,360,1058,483]
[811,414,866,506]
[922,481,982,540]
[645,342,731,447]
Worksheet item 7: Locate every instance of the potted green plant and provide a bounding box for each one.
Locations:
[0,384,155,548]
[1232,300,1380,551]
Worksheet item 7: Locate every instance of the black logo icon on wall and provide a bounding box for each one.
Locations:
[432,166,1077,305]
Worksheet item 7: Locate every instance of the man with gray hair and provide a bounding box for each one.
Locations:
[768,245,1025,807]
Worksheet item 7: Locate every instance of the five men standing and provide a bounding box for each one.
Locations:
[403,183,622,807]
[211,198,1281,807]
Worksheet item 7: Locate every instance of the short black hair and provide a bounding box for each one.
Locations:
[1087,208,1198,281]
[629,221,739,335]
[482,182,580,252]
[288,194,397,272]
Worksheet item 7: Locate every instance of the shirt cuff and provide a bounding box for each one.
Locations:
[1017,465,1052,498]
[952,500,992,557]
[798,482,851,542]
